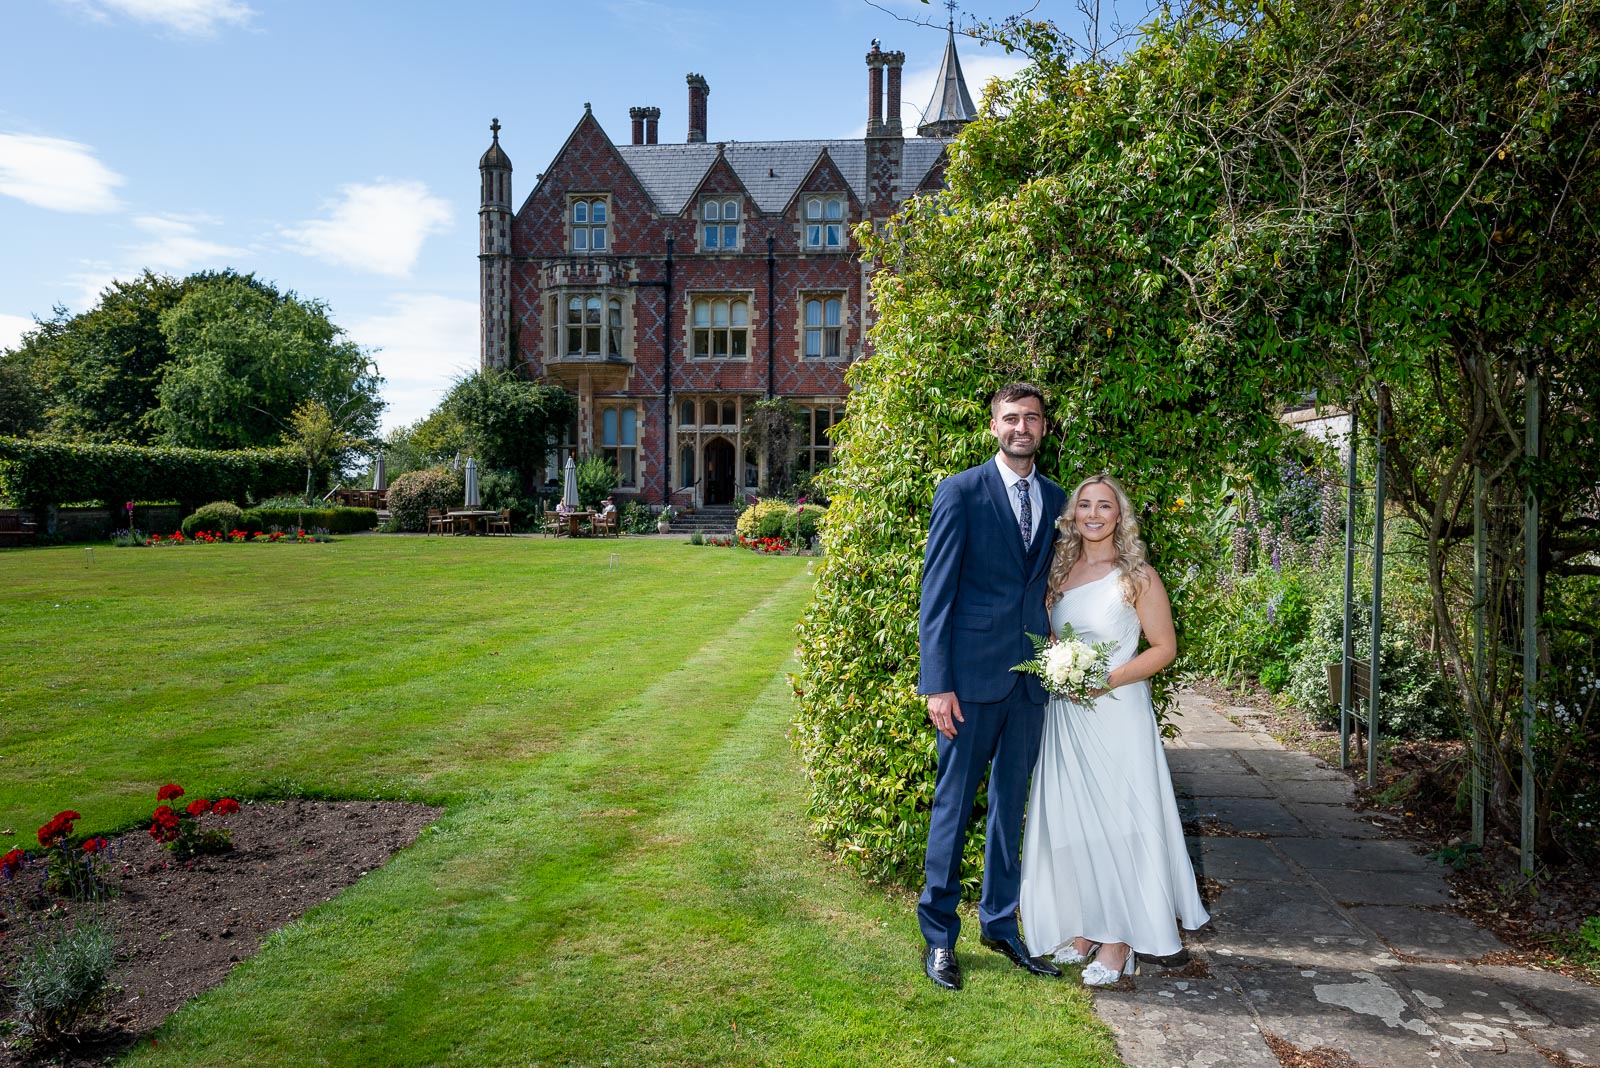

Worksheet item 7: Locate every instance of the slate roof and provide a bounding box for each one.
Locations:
[919,26,978,135]
[614,137,952,217]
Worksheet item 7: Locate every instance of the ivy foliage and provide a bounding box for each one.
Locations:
[793,0,1600,885]
[792,13,1327,888]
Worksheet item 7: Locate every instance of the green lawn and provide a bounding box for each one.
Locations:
[0,537,1121,1067]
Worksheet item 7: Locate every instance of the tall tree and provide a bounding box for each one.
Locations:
[154,274,383,449]
[442,370,573,491]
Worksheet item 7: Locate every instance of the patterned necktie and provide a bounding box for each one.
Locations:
[1017,478,1032,551]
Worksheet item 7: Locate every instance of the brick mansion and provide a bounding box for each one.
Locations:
[478,29,977,506]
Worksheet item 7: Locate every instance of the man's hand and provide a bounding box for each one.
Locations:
[927,692,964,740]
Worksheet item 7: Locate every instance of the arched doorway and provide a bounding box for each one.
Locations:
[704,437,736,505]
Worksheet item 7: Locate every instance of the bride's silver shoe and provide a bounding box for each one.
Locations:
[1053,941,1100,965]
[1080,947,1135,986]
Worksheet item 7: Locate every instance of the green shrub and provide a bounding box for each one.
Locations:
[478,466,538,531]
[735,498,826,543]
[240,506,377,534]
[181,500,245,536]
[1185,566,1316,684]
[0,438,300,508]
[12,919,114,1043]
[689,531,704,545]
[1284,585,1458,739]
[619,500,656,535]
[385,467,462,532]
[576,454,617,510]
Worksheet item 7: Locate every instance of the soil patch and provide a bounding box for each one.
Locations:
[1189,678,1600,985]
[1,799,440,1066]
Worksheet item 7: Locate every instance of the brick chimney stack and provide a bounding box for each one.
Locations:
[884,50,905,134]
[686,74,709,143]
[641,106,659,144]
[866,42,886,135]
[630,107,646,145]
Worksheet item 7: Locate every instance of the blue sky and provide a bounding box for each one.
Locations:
[0,0,1112,432]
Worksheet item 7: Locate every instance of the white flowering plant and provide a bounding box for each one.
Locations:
[1012,626,1117,705]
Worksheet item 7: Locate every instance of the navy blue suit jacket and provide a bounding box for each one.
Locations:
[917,460,1066,705]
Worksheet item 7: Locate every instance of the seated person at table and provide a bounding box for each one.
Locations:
[599,497,617,519]
[556,500,570,516]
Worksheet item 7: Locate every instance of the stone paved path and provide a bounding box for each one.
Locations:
[1092,690,1600,1068]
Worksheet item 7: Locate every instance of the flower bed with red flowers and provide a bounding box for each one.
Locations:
[0,798,439,1066]
[738,534,794,555]
[140,528,311,546]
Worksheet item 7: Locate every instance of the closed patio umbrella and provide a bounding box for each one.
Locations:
[371,452,388,492]
[562,455,579,510]
[464,456,480,508]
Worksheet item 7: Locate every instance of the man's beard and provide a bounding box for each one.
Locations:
[1000,436,1038,459]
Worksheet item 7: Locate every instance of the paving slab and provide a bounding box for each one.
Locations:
[1275,837,1439,874]
[1476,964,1600,1063]
[1165,748,1253,774]
[1188,836,1294,882]
[1314,869,1456,908]
[1228,961,1456,1066]
[1171,770,1277,799]
[1094,978,1281,1068]
[1347,906,1511,960]
[1236,747,1349,781]
[1207,882,1359,937]
[1277,778,1358,804]
[1281,802,1390,839]
[1191,797,1308,836]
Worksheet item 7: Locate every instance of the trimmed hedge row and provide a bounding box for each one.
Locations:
[0,438,301,508]
[180,503,378,535]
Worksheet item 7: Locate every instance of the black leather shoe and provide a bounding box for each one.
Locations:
[980,934,1063,978]
[924,945,962,990]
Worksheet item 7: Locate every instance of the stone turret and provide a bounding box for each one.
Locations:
[479,118,513,371]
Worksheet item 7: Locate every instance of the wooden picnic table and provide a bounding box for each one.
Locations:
[447,509,502,535]
[559,510,594,537]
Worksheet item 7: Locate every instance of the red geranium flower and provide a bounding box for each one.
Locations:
[1,848,24,878]
[213,798,240,815]
[186,798,212,816]
[82,836,109,854]
[149,805,181,843]
[156,783,185,801]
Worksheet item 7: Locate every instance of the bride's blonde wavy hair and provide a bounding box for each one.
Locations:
[1046,473,1149,608]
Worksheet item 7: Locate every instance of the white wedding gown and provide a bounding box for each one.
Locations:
[1019,571,1209,958]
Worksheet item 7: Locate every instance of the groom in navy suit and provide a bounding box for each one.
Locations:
[917,382,1067,990]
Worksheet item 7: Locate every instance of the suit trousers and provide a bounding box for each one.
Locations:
[917,675,1045,949]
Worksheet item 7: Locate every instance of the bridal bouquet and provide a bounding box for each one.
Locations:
[1012,626,1117,705]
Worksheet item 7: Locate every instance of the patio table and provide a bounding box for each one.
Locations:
[447,509,501,535]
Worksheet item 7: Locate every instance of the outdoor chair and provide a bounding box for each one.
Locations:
[542,511,564,538]
[487,509,512,536]
[596,512,618,537]
[427,509,455,535]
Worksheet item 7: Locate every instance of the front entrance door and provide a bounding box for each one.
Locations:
[704,437,735,505]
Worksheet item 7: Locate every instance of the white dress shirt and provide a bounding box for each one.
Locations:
[992,452,1042,544]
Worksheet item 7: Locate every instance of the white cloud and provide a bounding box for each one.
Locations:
[281,180,455,279]
[345,294,479,431]
[60,0,254,37]
[0,313,39,354]
[0,133,124,213]
[64,213,248,310]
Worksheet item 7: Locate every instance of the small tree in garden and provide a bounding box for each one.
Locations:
[742,398,804,497]
[281,398,359,502]
[575,454,618,510]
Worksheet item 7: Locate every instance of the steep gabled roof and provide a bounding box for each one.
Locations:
[615,136,952,216]
[918,25,978,137]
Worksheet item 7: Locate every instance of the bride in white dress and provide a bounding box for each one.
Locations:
[1019,474,1209,986]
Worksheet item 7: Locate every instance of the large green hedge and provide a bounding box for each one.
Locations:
[0,439,301,508]
[790,15,1322,890]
